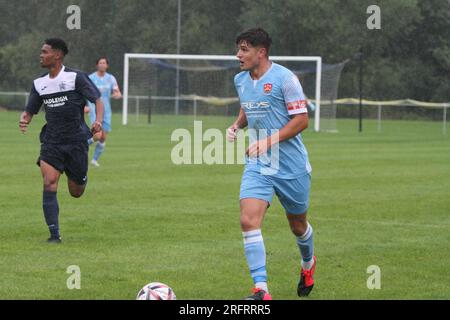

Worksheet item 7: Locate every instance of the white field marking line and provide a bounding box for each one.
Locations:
[313,217,449,229]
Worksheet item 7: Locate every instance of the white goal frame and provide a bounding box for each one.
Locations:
[123,54,322,131]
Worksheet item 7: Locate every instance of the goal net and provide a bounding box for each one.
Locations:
[123,54,345,132]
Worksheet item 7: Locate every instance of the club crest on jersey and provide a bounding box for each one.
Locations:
[263,83,272,94]
[59,82,66,90]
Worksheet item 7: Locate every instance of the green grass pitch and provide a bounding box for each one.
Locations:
[0,110,449,299]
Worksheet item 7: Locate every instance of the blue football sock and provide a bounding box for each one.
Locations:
[93,142,106,161]
[43,191,59,238]
[243,229,267,286]
[296,222,314,266]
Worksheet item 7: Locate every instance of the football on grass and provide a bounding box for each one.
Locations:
[136,282,176,300]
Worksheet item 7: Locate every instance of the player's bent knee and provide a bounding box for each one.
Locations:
[69,185,85,198]
[287,212,308,236]
[239,199,268,230]
[240,214,261,231]
[69,189,84,198]
[290,225,307,237]
[43,179,58,192]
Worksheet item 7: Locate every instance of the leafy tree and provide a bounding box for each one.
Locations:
[0,0,448,103]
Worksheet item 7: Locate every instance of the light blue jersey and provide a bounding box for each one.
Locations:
[87,72,118,132]
[234,62,312,179]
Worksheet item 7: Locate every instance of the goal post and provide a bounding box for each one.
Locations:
[123,54,323,131]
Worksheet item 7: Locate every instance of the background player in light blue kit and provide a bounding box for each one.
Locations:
[85,57,122,167]
[227,28,316,300]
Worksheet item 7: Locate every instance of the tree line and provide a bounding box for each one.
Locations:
[0,0,449,102]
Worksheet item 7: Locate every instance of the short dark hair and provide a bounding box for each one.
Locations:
[96,57,110,65]
[236,28,272,54]
[44,38,69,56]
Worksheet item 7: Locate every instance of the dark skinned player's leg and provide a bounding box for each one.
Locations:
[40,160,62,241]
[66,141,89,198]
[67,179,86,198]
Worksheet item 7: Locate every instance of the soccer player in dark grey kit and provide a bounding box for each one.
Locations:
[19,38,104,243]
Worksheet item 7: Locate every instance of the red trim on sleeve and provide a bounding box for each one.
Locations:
[287,100,307,111]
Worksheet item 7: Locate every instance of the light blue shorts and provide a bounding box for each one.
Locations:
[89,110,112,132]
[240,168,311,214]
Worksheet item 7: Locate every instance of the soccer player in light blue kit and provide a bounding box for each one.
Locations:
[227,28,316,300]
[86,57,122,167]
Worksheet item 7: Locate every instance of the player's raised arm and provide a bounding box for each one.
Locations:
[20,82,43,134]
[247,114,309,157]
[19,111,33,134]
[247,74,309,157]
[275,73,309,141]
[227,107,248,142]
[75,71,103,135]
[111,75,122,99]
[112,88,122,99]
[274,113,308,141]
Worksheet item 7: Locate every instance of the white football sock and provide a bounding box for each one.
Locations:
[302,258,315,270]
[255,281,269,293]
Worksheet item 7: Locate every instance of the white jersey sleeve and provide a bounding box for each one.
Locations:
[282,74,307,115]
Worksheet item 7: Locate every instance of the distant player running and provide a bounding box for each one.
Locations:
[19,38,104,243]
[85,57,122,167]
[227,28,316,299]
